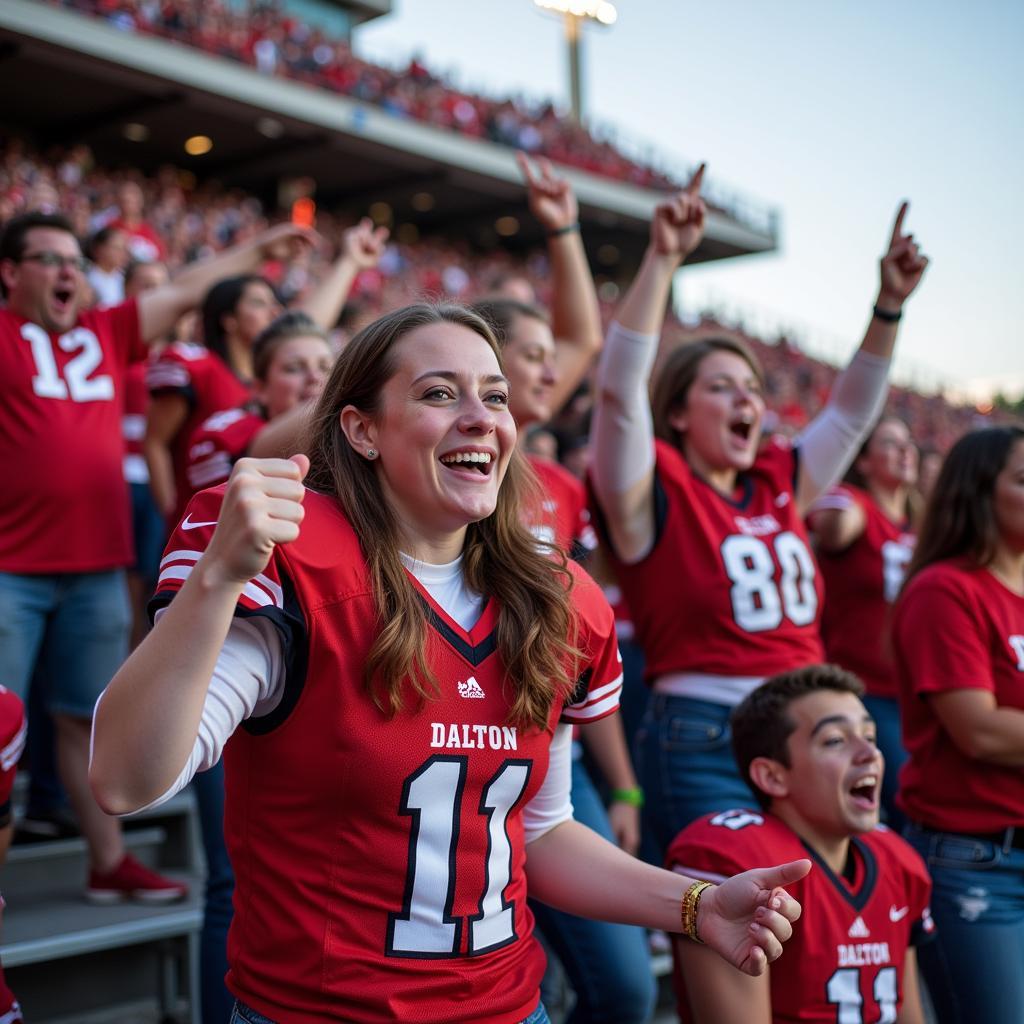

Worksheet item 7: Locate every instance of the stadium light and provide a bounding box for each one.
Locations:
[533,0,617,122]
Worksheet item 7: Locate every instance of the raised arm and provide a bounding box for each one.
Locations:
[795,204,928,513]
[516,153,602,412]
[590,165,706,564]
[807,487,868,553]
[89,455,307,813]
[294,217,388,331]
[137,223,316,344]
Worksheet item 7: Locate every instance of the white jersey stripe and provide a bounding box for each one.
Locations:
[160,549,202,571]
[157,557,282,610]
[561,688,622,722]
[0,719,27,772]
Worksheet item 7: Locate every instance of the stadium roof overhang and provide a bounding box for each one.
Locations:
[0,0,777,275]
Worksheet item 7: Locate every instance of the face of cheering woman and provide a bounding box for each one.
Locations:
[339,320,517,564]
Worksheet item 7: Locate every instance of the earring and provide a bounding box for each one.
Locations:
[365,448,378,460]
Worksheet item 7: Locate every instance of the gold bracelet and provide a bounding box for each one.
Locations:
[680,880,714,943]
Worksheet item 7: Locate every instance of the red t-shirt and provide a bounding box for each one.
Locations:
[185,407,265,495]
[668,809,933,1024]
[893,560,1024,832]
[152,487,622,1023]
[592,439,824,683]
[0,302,144,572]
[525,454,596,559]
[146,341,250,525]
[812,485,915,698]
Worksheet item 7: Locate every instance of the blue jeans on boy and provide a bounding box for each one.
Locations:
[904,821,1024,1024]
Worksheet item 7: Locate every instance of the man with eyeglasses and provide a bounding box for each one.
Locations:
[0,209,312,903]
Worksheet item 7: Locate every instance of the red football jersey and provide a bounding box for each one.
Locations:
[812,486,915,698]
[668,809,933,1024]
[0,686,26,819]
[146,342,250,524]
[525,454,597,559]
[185,407,264,495]
[593,439,824,682]
[0,302,144,572]
[153,487,622,1024]
[893,560,1024,832]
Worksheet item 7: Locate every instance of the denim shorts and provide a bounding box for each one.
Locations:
[230,999,551,1023]
[0,570,130,717]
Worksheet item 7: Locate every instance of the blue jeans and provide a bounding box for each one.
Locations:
[530,759,655,1024]
[230,999,551,1023]
[0,569,130,717]
[904,822,1024,1024]
[194,761,235,1024]
[862,694,907,834]
[635,694,757,860]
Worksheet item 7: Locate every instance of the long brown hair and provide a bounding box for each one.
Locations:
[903,425,1024,587]
[304,303,581,731]
[651,337,765,449]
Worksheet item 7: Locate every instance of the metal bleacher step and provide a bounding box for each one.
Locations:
[4,826,169,899]
[0,874,201,968]
[2,783,204,1022]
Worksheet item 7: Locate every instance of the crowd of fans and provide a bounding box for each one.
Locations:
[0,12,1019,1024]
[0,136,997,455]
[49,0,688,192]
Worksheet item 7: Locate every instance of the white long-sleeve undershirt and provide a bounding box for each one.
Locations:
[592,319,891,530]
[121,553,574,841]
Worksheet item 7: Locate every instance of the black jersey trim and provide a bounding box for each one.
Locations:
[149,573,309,736]
[418,596,498,667]
[238,571,308,735]
[692,465,755,511]
[801,836,877,912]
[568,667,593,709]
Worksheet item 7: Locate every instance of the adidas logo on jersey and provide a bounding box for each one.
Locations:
[458,677,486,699]
[848,916,870,938]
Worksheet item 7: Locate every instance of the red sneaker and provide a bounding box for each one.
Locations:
[85,853,189,905]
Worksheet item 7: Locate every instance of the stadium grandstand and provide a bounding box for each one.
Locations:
[0,1,1011,1022]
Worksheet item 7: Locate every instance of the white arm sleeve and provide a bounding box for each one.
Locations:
[128,616,285,815]
[795,349,891,502]
[591,321,658,498]
[522,723,574,844]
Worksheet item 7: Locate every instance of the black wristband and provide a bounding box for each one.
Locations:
[872,304,902,323]
[546,222,580,239]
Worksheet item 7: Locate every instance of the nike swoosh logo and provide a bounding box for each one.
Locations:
[181,514,218,531]
[889,905,910,922]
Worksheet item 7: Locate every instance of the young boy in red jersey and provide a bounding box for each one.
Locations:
[668,665,934,1023]
[0,685,26,1022]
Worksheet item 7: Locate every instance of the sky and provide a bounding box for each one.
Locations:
[356,0,1024,403]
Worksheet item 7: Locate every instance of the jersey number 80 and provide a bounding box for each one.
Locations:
[721,532,818,633]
